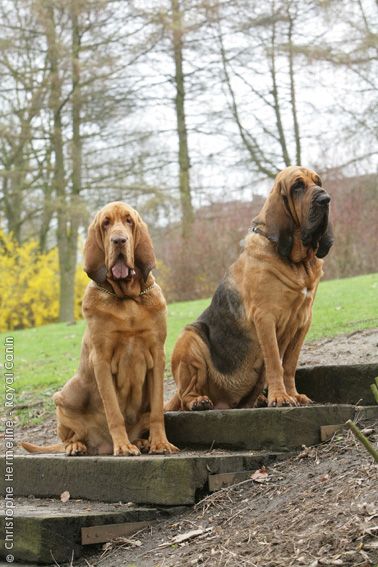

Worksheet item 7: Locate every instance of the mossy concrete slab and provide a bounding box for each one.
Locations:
[295,363,378,405]
[0,451,282,506]
[0,499,158,564]
[165,404,378,451]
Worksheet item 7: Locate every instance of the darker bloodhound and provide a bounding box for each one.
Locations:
[166,166,334,411]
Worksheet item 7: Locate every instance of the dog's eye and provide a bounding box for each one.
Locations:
[126,217,133,226]
[102,218,111,228]
[292,180,304,193]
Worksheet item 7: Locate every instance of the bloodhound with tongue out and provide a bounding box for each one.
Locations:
[22,202,178,456]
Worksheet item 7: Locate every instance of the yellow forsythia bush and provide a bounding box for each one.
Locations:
[0,231,89,331]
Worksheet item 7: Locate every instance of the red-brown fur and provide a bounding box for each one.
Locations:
[22,202,178,456]
[166,167,333,411]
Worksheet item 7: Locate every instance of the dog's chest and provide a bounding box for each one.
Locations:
[278,283,315,331]
[114,304,144,330]
[287,286,315,319]
[108,301,160,335]
[295,283,315,308]
[301,287,312,299]
[278,261,321,325]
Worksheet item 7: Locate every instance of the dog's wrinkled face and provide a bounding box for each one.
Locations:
[254,166,334,262]
[84,202,156,284]
[279,167,331,249]
[99,203,137,280]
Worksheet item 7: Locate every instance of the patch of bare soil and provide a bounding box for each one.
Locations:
[9,327,378,451]
[79,421,378,567]
[299,327,378,367]
[13,412,57,452]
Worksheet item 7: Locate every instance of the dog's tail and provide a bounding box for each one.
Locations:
[21,441,66,454]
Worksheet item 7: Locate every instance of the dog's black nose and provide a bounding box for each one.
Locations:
[111,236,127,245]
[316,192,331,206]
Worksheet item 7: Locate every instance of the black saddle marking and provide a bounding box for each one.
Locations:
[188,280,251,375]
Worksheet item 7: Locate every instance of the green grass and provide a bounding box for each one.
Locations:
[306,272,378,340]
[165,298,209,361]
[1,273,377,406]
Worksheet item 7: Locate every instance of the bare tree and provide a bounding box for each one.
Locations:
[213,0,306,178]
[0,1,50,242]
[171,0,194,239]
[299,0,378,170]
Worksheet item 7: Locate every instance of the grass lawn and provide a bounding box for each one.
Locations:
[1,272,377,412]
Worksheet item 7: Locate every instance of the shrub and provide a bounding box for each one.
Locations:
[0,231,89,331]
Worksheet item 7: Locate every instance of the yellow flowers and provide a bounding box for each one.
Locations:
[0,231,89,331]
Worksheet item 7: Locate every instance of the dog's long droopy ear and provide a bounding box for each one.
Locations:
[135,217,156,282]
[316,220,334,258]
[254,178,295,260]
[83,215,107,283]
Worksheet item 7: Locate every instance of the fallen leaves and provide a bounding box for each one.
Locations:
[297,445,320,463]
[251,467,269,483]
[319,473,330,482]
[60,490,70,503]
[159,527,213,549]
[100,536,142,558]
[350,501,377,516]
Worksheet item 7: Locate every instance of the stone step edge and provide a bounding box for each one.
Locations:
[1,451,286,506]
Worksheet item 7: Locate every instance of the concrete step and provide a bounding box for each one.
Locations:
[0,450,285,563]
[1,449,284,507]
[3,406,377,507]
[0,497,162,564]
[295,363,378,405]
[165,404,378,451]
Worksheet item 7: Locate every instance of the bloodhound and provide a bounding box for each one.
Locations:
[165,166,334,411]
[22,202,178,456]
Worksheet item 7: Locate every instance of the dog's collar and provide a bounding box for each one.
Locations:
[95,281,156,300]
[249,225,314,264]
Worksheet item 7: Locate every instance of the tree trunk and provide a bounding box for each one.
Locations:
[171,0,193,240]
[218,23,276,179]
[270,18,291,168]
[2,83,45,242]
[38,149,54,252]
[62,0,83,321]
[44,2,81,322]
[287,5,301,166]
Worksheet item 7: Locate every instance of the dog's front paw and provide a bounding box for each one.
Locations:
[65,441,87,456]
[189,396,214,411]
[113,442,141,456]
[293,393,313,406]
[268,391,297,407]
[149,438,180,454]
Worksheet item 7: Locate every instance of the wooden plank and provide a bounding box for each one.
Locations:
[81,521,150,545]
[165,405,358,452]
[208,470,255,492]
[320,424,344,442]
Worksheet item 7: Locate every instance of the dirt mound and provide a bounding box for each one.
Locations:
[84,421,378,567]
[299,327,378,367]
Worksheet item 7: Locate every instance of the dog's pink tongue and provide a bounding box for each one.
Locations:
[111,259,129,279]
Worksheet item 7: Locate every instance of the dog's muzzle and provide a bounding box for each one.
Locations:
[314,190,331,207]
